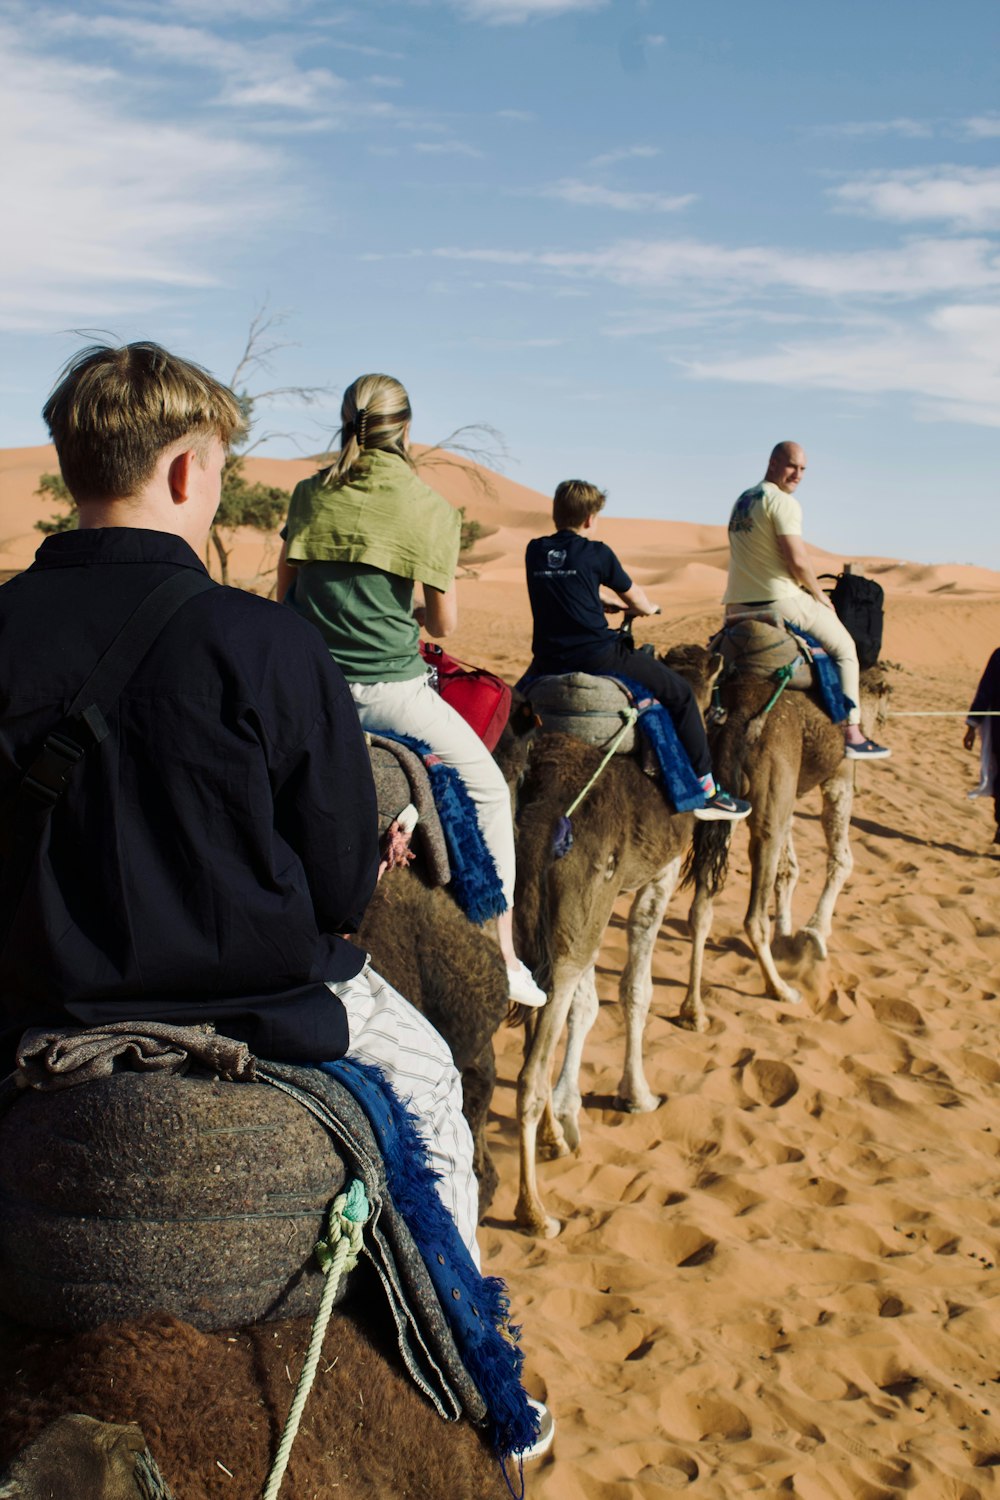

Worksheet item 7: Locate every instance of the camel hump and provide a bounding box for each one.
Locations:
[523,673,638,753]
[716,618,813,690]
[0,1073,347,1333]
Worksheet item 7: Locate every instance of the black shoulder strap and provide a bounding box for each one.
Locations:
[0,570,216,936]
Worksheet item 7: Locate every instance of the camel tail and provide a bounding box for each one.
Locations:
[682,820,731,895]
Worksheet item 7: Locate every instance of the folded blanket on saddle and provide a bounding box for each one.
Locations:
[713,615,853,724]
[374,731,507,924]
[367,733,451,886]
[519,671,706,814]
[2,1025,535,1461]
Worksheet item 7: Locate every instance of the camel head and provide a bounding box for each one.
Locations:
[661,644,725,711]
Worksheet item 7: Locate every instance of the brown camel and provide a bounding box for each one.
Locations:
[0,1310,508,1500]
[681,667,892,1027]
[358,869,509,1213]
[508,644,724,1238]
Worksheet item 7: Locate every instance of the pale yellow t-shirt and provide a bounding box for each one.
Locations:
[724,480,803,604]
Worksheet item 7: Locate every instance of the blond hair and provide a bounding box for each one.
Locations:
[324,373,413,486]
[43,342,245,503]
[552,478,607,530]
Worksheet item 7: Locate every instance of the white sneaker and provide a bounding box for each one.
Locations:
[517,1399,555,1462]
[507,960,547,1008]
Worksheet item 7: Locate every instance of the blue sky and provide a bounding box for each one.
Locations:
[1,0,998,565]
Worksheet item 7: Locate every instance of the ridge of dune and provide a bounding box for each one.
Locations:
[3,444,998,605]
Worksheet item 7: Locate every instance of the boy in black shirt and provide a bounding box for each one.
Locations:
[525,479,750,822]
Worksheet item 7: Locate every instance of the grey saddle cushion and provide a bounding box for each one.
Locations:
[523,673,639,753]
[715,617,813,690]
[0,1072,347,1332]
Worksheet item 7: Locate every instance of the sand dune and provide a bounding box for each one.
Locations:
[3,443,1000,1496]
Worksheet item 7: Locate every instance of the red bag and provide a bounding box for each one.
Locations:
[419,641,512,751]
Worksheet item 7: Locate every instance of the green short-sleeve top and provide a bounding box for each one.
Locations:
[284,450,462,684]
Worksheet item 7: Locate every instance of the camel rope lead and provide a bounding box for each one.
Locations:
[552,707,639,858]
[261,1179,370,1500]
[759,662,797,717]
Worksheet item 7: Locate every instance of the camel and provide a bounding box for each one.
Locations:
[506,644,724,1239]
[358,869,509,1212]
[681,665,892,1028]
[0,1310,509,1500]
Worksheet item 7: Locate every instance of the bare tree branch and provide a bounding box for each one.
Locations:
[415,424,509,501]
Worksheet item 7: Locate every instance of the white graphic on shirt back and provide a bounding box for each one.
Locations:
[547,548,567,569]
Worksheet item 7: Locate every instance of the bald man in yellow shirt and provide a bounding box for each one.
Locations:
[724,441,890,760]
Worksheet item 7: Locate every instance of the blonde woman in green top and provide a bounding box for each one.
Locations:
[278,374,545,1010]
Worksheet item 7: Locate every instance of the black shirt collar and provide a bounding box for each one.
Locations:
[33,527,208,572]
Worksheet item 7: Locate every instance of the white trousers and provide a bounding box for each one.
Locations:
[350,675,516,906]
[730,590,862,725]
[331,961,481,1268]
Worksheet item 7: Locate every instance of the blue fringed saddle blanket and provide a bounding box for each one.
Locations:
[606,675,706,813]
[375,731,507,925]
[712,614,853,725]
[790,626,854,723]
[518,670,707,815]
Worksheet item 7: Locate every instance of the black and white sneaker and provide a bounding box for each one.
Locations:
[694,789,752,822]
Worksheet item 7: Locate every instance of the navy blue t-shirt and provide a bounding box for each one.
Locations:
[525,530,632,672]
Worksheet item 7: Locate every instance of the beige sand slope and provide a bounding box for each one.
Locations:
[3,444,1000,1496]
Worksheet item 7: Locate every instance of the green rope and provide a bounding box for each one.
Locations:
[563,706,639,820]
[261,1179,370,1500]
[758,663,797,719]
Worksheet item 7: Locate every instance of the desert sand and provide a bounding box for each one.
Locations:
[3,445,1000,1497]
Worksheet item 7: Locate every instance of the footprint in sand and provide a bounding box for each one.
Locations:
[743,1058,799,1107]
[659,1390,752,1443]
[872,995,925,1031]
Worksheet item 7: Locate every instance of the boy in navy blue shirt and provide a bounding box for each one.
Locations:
[525,479,749,822]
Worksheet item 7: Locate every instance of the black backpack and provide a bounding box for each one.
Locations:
[820,569,884,670]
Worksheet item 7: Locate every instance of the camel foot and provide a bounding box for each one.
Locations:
[767,984,801,1006]
[800,926,828,960]
[515,1200,563,1239]
[675,1002,709,1033]
[553,1113,581,1153]
[618,1091,663,1115]
[538,1134,573,1161]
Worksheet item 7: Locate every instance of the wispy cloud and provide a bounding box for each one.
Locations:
[830,168,1000,231]
[0,20,291,330]
[963,114,1000,139]
[686,303,1000,428]
[414,140,484,157]
[813,116,935,139]
[431,235,1000,299]
[466,335,565,348]
[496,108,536,122]
[450,0,606,22]
[541,178,694,212]
[38,12,347,114]
[588,144,660,168]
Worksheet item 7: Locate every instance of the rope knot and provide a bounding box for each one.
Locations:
[314,1181,369,1275]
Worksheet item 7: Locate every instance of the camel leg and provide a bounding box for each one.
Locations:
[746,818,802,1005]
[679,875,712,1033]
[550,965,599,1153]
[801,764,855,959]
[773,827,799,938]
[516,957,588,1238]
[618,860,682,1110]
